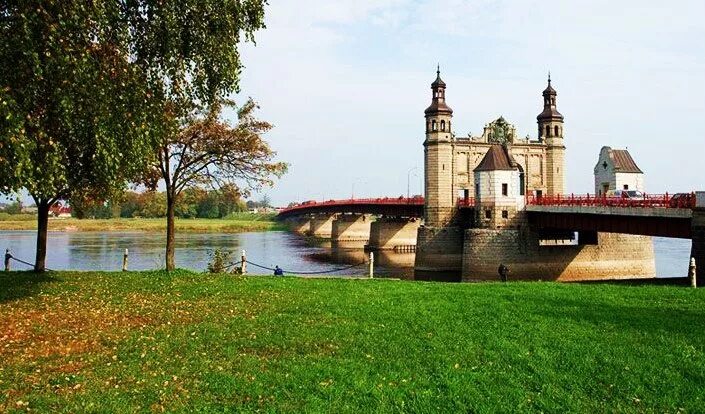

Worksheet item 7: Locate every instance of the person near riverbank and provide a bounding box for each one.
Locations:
[498,264,509,282]
[274,265,284,276]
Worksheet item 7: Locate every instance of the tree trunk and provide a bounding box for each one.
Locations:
[165,195,176,271]
[34,201,50,272]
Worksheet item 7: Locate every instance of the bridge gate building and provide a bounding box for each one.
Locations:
[415,70,656,281]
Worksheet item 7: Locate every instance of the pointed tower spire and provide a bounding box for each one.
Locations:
[426,66,451,115]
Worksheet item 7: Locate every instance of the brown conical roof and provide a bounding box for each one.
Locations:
[474,145,518,172]
[431,66,446,88]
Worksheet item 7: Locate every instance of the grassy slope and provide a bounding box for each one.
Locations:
[0,214,283,233]
[1,272,703,413]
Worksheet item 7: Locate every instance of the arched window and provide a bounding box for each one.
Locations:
[432,120,437,131]
[554,125,559,136]
[441,120,446,131]
[545,125,550,137]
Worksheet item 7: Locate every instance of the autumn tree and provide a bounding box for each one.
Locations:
[117,0,279,270]
[148,100,286,270]
[0,3,159,271]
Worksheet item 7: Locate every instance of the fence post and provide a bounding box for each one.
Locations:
[369,252,374,279]
[241,250,247,274]
[122,248,129,272]
[689,257,697,288]
[4,249,10,272]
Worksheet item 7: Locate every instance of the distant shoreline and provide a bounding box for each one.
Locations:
[0,217,283,233]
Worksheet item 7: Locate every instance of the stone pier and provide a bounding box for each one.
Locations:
[309,214,337,239]
[367,217,420,251]
[331,214,372,249]
[692,192,705,287]
[286,216,312,236]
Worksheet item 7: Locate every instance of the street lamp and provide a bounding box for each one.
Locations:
[407,166,418,199]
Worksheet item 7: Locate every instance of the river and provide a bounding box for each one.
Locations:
[0,231,692,278]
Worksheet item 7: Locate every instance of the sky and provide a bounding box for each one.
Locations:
[3,0,702,207]
[233,0,705,206]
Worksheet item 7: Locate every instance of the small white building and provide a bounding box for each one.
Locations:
[594,146,644,195]
[474,144,525,228]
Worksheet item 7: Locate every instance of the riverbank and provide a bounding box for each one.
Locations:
[0,214,283,233]
[1,271,703,412]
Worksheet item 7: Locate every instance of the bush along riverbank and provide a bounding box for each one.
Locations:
[0,214,284,233]
[1,271,704,412]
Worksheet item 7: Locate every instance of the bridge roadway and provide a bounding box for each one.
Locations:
[524,193,699,239]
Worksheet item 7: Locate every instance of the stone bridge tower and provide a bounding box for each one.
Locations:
[424,66,455,226]
[537,74,565,195]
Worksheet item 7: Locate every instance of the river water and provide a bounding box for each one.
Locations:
[0,231,692,278]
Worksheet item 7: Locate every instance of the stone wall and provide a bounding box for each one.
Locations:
[414,225,464,281]
[367,217,420,250]
[462,228,655,281]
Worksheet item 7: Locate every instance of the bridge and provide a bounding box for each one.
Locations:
[526,193,697,239]
[278,192,704,284]
[278,196,473,251]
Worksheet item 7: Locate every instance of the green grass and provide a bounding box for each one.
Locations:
[1,271,704,413]
[0,216,284,233]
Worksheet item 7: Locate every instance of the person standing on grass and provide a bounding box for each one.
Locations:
[498,264,509,282]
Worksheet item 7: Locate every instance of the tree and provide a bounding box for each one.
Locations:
[259,194,272,208]
[119,0,275,270]
[0,3,159,271]
[151,101,286,270]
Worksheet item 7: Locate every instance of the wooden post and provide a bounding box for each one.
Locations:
[241,250,247,274]
[4,249,10,272]
[369,251,374,279]
[689,257,697,288]
[122,248,129,272]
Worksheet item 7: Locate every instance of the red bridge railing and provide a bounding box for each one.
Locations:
[279,196,425,214]
[278,196,478,215]
[526,193,696,209]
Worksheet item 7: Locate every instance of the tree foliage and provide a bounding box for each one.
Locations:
[0,2,160,270]
[149,100,286,269]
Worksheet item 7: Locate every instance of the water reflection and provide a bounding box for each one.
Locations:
[0,231,691,279]
[0,231,414,278]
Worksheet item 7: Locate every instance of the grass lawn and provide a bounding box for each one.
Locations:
[0,214,283,233]
[1,271,704,413]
